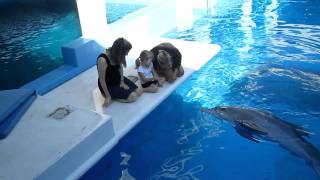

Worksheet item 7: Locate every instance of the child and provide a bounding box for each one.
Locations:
[136,50,164,92]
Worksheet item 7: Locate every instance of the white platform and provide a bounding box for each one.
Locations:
[0,97,114,180]
[46,37,220,138]
[0,37,220,180]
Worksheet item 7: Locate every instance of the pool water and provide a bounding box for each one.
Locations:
[106,3,145,24]
[0,3,144,90]
[82,0,320,179]
[0,3,81,90]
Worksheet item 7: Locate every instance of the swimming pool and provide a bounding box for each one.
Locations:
[106,3,145,24]
[0,3,81,90]
[0,3,144,90]
[82,0,320,179]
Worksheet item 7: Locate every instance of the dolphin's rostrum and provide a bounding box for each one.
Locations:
[201,106,320,177]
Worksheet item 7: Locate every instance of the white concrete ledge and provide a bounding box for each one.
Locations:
[0,37,220,180]
[112,67,195,139]
[0,97,114,180]
[45,37,220,137]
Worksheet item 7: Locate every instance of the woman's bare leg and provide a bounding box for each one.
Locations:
[116,92,138,103]
[143,84,158,93]
[135,87,143,96]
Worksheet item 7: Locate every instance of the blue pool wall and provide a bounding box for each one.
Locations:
[4,0,76,9]
[22,38,104,95]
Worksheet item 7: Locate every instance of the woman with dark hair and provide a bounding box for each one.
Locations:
[151,42,184,82]
[97,38,142,106]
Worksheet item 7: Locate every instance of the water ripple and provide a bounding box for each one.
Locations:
[150,111,224,179]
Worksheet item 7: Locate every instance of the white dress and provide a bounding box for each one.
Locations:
[137,63,154,84]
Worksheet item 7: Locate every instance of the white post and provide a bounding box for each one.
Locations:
[76,0,110,41]
[264,0,279,34]
[239,0,255,55]
[175,0,194,32]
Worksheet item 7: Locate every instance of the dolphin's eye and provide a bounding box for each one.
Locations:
[220,107,226,111]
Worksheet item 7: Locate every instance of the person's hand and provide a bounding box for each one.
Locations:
[120,81,129,90]
[159,77,165,83]
[103,96,112,107]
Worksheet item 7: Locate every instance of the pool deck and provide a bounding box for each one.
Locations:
[0,36,220,180]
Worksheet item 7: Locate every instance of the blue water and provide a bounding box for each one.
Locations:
[0,3,144,90]
[0,3,81,90]
[106,3,145,24]
[82,0,320,179]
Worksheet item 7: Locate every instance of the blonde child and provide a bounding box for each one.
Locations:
[136,50,164,92]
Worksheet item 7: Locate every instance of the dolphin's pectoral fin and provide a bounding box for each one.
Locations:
[240,121,267,135]
[235,125,262,143]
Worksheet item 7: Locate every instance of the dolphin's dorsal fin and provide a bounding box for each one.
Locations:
[284,121,314,137]
[235,124,262,143]
[295,128,314,137]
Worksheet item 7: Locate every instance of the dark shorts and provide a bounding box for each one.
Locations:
[98,77,138,99]
[141,80,158,88]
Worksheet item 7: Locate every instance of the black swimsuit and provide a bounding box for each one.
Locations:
[141,80,158,88]
[97,54,137,99]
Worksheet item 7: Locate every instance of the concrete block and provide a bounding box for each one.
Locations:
[61,38,104,68]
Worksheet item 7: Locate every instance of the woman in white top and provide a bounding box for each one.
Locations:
[136,50,164,93]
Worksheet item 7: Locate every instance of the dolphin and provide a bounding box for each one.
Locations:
[201,106,320,177]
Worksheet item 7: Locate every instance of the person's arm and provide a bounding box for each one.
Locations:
[138,72,154,83]
[97,58,112,106]
[119,64,129,90]
[172,68,178,80]
[177,65,184,77]
[152,68,160,80]
[165,68,177,83]
[152,67,165,86]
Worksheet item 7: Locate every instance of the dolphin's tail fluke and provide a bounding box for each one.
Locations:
[299,138,320,177]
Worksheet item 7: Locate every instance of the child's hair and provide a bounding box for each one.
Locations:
[135,50,154,69]
[157,50,172,69]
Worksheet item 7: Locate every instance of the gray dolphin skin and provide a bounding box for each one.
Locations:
[201,106,320,177]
